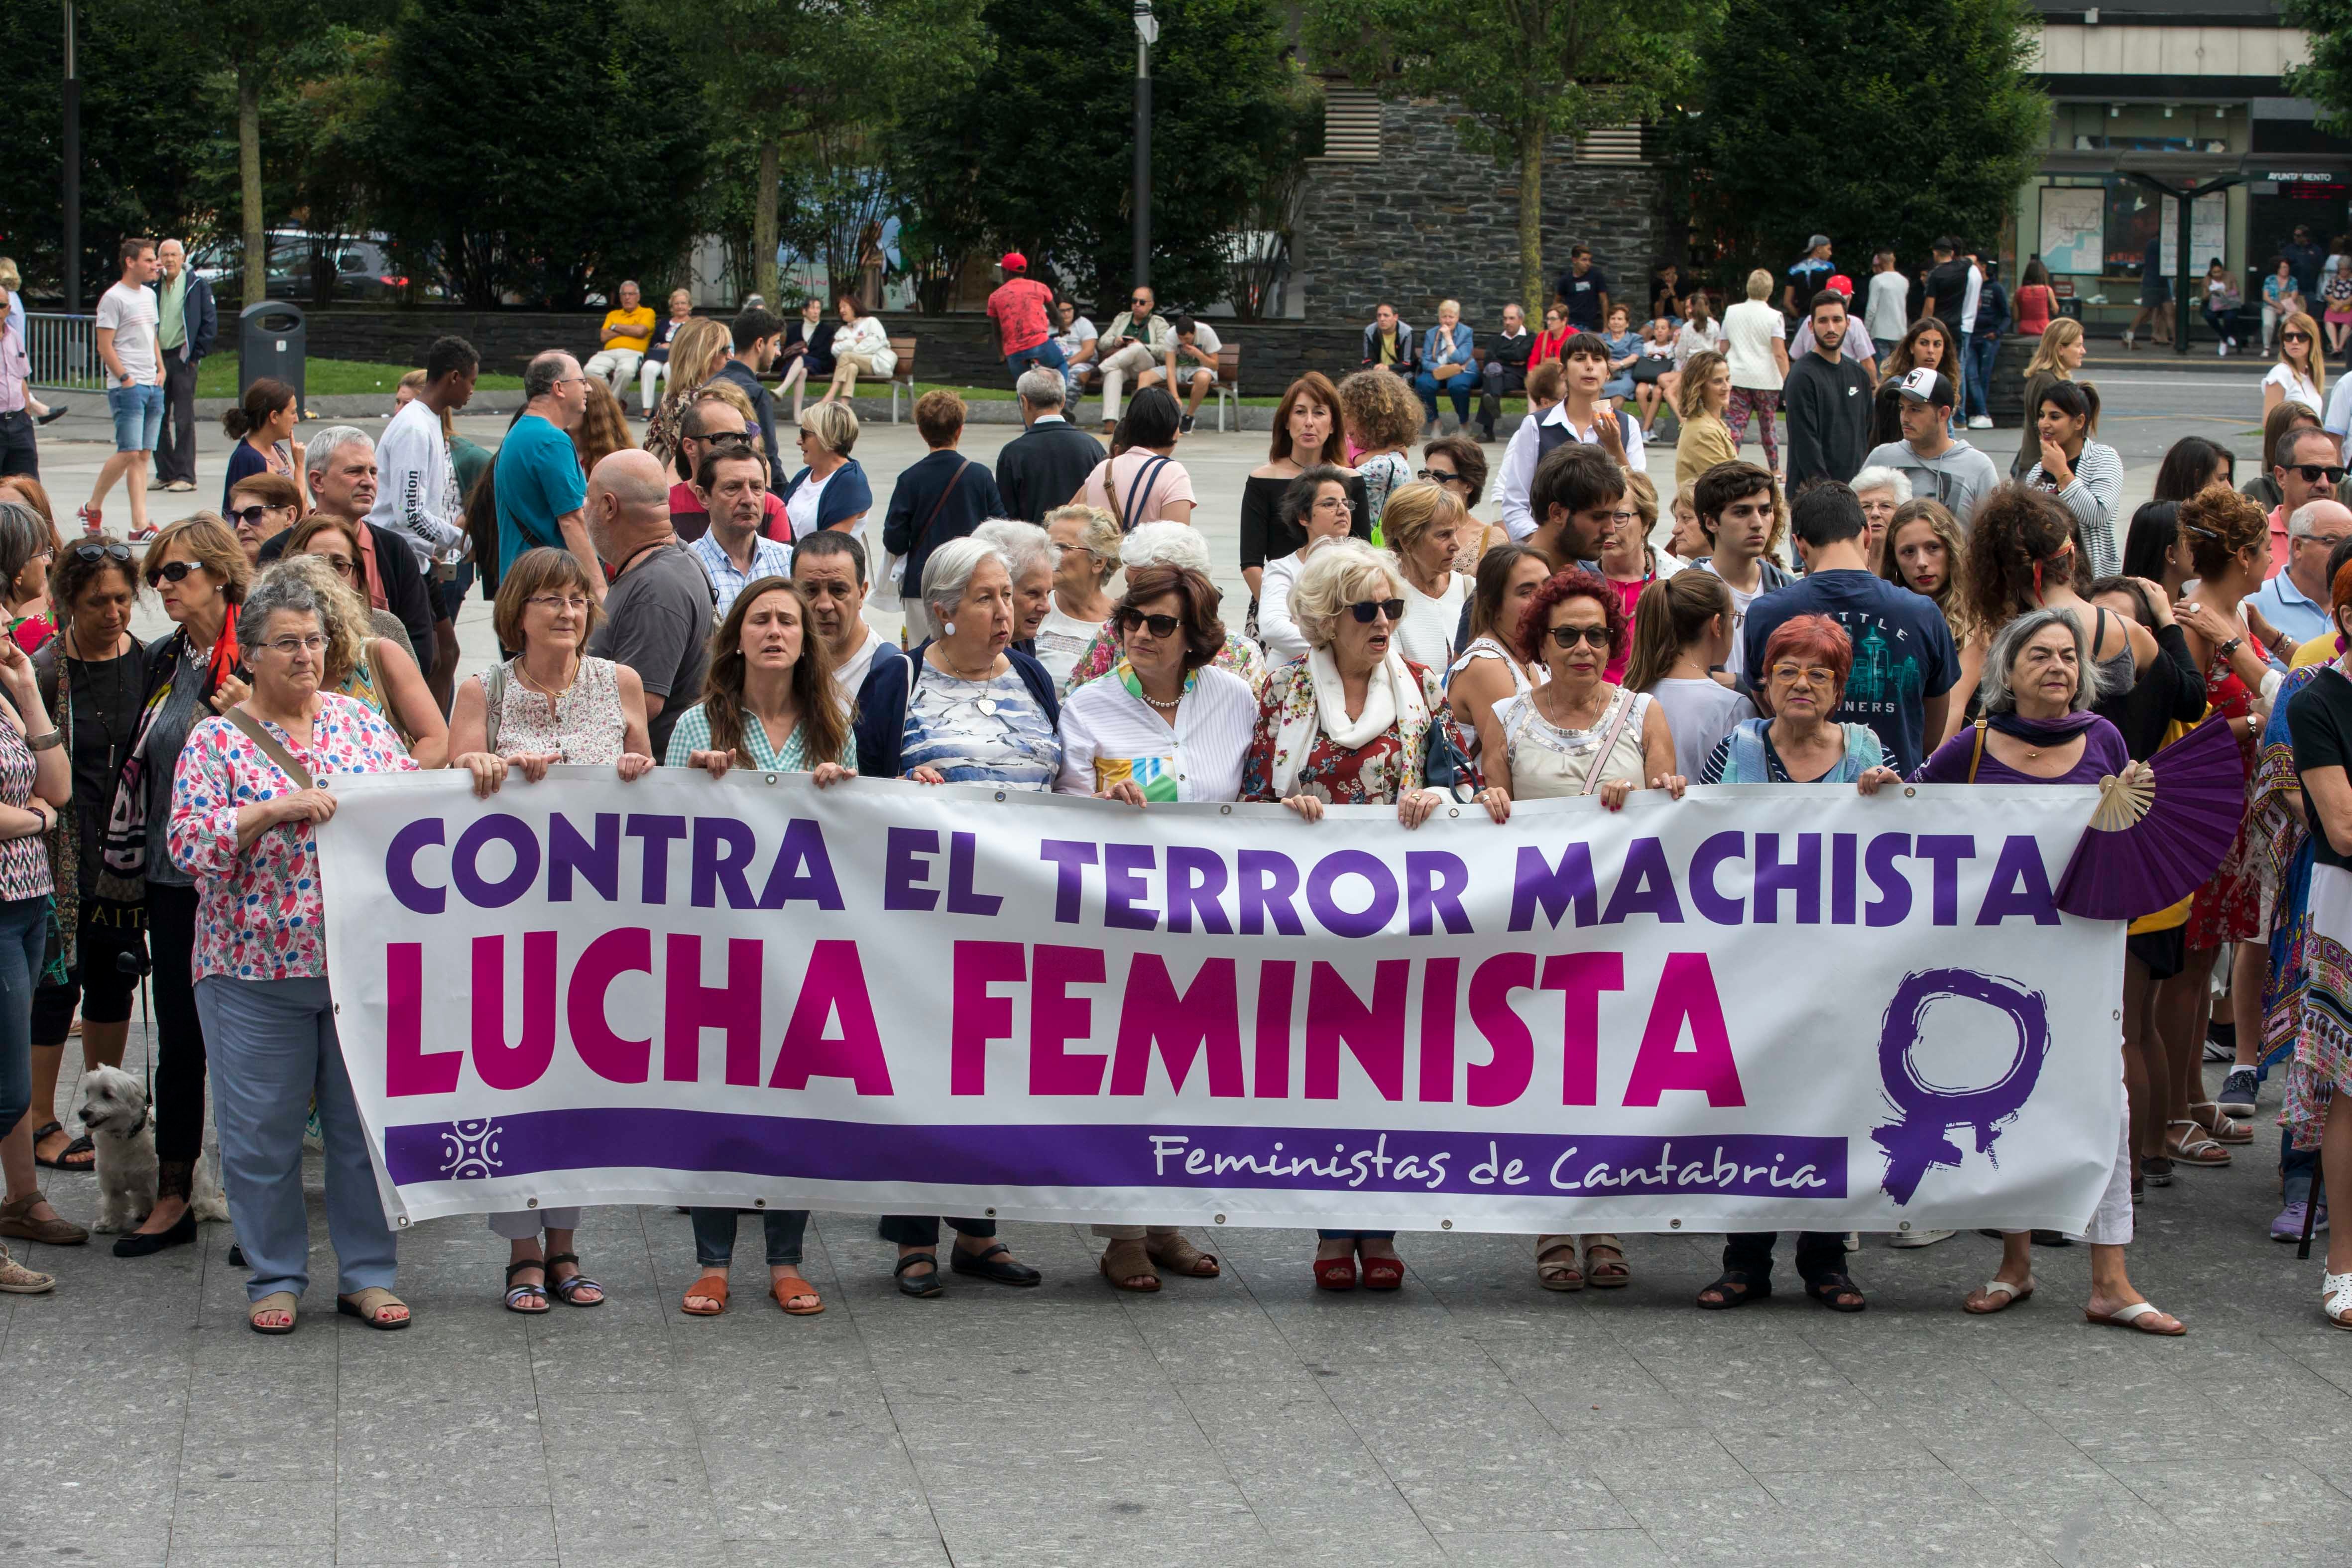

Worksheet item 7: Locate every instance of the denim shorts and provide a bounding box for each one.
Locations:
[107,382,164,453]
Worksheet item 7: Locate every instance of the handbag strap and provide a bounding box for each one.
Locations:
[1581,690,1640,796]
[1967,718,1987,784]
[223,707,315,790]
[1120,454,1174,534]
[911,460,970,558]
[482,662,510,756]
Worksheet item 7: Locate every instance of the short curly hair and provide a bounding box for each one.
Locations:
[1335,368,1421,454]
[1513,566,1624,667]
[2177,481,2271,582]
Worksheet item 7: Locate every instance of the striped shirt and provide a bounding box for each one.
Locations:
[663,701,856,772]
[1054,662,1257,803]
[2024,439,2123,578]
[687,529,795,612]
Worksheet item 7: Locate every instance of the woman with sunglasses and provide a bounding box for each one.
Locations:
[225,473,303,569]
[1055,561,1250,1292]
[103,515,250,1257]
[1471,567,1685,1296]
[24,537,146,1175]
[780,401,871,542]
[2265,310,2328,418]
[1241,539,1477,1293]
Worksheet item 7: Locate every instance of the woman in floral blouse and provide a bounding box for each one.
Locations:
[167,567,419,1335]
[667,578,856,1319]
[1240,538,1477,1294]
[0,623,71,1293]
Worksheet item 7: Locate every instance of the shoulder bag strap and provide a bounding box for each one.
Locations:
[1120,455,1173,534]
[223,707,315,790]
[1580,690,1642,796]
[912,460,970,558]
[1967,718,1987,784]
[483,662,509,756]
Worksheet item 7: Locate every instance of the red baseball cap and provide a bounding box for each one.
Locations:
[1000,251,1027,272]
[1826,273,1855,298]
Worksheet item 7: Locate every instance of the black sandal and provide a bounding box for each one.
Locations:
[894,1252,945,1298]
[31,1122,91,1172]
[950,1241,1042,1286]
[503,1257,549,1314]
[544,1251,605,1307]
[1805,1272,1868,1313]
[1695,1269,1770,1310]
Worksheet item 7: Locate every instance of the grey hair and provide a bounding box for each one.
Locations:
[1122,519,1211,575]
[303,425,373,478]
[1044,504,1121,584]
[1015,366,1065,409]
[525,350,575,401]
[239,560,332,638]
[2288,499,2337,540]
[1979,606,2102,715]
[921,535,1009,624]
[0,500,51,587]
[971,518,1058,584]
[1850,466,1913,505]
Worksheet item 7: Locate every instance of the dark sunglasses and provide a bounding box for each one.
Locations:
[2285,331,2314,343]
[1130,297,1151,308]
[1547,623,1614,649]
[2293,464,2347,485]
[1116,609,1183,637]
[1417,467,1467,486]
[150,560,202,584]
[226,504,280,527]
[1348,599,1406,624]
[72,540,132,563]
[702,429,754,449]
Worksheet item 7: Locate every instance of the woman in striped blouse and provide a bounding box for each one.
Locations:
[2022,381,2124,578]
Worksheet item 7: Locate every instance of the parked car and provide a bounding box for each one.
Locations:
[191,231,411,302]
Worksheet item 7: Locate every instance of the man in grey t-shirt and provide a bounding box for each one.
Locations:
[1857,368,2001,527]
[582,451,716,760]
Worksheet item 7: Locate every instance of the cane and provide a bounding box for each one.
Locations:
[2301,1147,2326,1262]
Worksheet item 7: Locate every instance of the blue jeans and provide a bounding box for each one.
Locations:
[1414,368,1472,423]
[691,1207,809,1267]
[1963,337,1997,421]
[196,974,397,1302]
[105,382,164,453]
[0,895,48,1142]
[1007,338,1067,382]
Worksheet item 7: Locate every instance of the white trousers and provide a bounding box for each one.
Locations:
[1096,343,1161,425]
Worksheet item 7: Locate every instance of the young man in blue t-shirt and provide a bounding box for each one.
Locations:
[493,349,595,589]
[1741,480,1957,774]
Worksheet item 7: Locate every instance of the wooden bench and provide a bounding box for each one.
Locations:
[886,336,917,424]
[1067,340,1241,429]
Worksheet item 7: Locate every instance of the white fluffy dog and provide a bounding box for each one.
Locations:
[77,1065,228,1233]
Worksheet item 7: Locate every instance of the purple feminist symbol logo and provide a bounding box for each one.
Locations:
[1869,968,2050,1204]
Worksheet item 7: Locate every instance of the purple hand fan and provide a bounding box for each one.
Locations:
[2054,713,2246,920]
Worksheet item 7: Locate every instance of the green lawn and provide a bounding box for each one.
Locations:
[196,356,524,399]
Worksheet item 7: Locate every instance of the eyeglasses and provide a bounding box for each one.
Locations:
[702,429,754,449]
[1312,495,1356,514]
[150,560,202,584]
[2292,465,2347,485]
[1769,663,1839,688]
[1416,467,1469,488]
[526,594,591,613]
[71,541,132,564]
[1348,599,1406,624]
[2301,533,2352,551]
[1116,609,1183,637]
[1131,297,1151,308]
[262,633,328,657]
[314,553,355,576]
[2285,332,2313,343]
[1547,624,1613,649]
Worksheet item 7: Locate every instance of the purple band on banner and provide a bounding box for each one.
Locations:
[383,1110,1847,1200]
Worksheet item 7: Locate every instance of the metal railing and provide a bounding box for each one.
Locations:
[24,312,105,391]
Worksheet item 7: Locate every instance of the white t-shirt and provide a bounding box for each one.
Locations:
[1722,300,1786,390]
[1700,562,1762,679]
[1396,572,1468,674]
[785,466,836,540]
[96,282,159,384]
[1673,318,1725,370]
[1866,271,1910,345]
[1035,602,1103,694]
[2265,361,2323,415]
[1649,677,1758,782]
[830,624,888,699]
[368,396,466,562]
[1055,315,1097,360]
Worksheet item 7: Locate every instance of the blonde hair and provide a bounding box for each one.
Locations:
[1043,503,1122,586]
[666,317,733,394]
[799,399,860,457]
[1676,350,1727,420]
[258,553,372,688]
[2279,309,2330,399]
[1380,481,1468,561]
[1745,268,1773,301]
[1625,470,1659,531]
[2023,318,2084,380]
[1291,539,1406,650]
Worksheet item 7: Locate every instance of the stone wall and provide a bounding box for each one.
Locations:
[1292,99,1669,325]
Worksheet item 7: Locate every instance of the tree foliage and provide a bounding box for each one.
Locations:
[893,0,1312,311]
[2283,0,2352,135]
[366,0,707,307]
[1305,0,1714,313]
[1677,0,2047,284]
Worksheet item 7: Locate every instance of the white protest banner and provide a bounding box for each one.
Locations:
[315,770,2124,1236]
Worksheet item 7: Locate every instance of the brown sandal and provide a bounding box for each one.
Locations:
[1582,1235,1632,1288]
[1536,1236,1584,1292]
[336,1288,411,1330]
[1145,1232,1220,1277]
[680,1271,729,1316]
[1099,1237,1161,1292]
[0,1194,89,1246]
[771,1272,823,1315]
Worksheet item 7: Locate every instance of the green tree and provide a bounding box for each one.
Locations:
[366,0,706,307]
[895,0,1310,310]
[1305,0,1714,315]
[1678,0,2047,284]
[657,0,987,304]
[2284,0,2352,132]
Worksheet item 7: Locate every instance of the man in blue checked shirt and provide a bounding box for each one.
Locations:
[685,446,794,613]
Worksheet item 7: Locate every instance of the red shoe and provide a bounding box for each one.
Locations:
[77,504,102,533]
[1360,1252,1405,1291]
[1313,1254,1357,1291]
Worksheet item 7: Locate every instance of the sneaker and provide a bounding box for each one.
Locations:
[126,525,158,544]
[2272,1198,2331,1242]
[2219,1066,2259,1118]
[76,503,102,533]
[1888,1228,1957,1248]
[1968,415,1993,429]
[1180,414,1195,435]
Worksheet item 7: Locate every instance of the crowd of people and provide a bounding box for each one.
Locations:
[2,234,2349,1342]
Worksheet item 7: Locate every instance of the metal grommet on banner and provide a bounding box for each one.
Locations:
[1214,1213,1226,1224]
[1448,807,1460,819]
[1441,1219,1453,1230]
[2112,1009,2122,1021]
[1898,1221,1912,1231]
[397,1215,410,1228]
[526,1198,538,1209]
[753,1198,766,1208]
[765,774,778,785]
[1903,787,1917,798]
[332,1003,340,1014]
[985,1206,997,1217]
[1220,805,1232,815]
[995,791,1006,802]
[1669,1218,1682,1229]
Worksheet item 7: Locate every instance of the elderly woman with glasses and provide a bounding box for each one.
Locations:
[445,547,653,1313]
[272,539,443,767]
[1057,521,1270,698]
[1056,561,1252,1291]
[780,401,871,541]
[167,564,420,1334]
[1241,538,1478,1293]
[1035,505,1121,690]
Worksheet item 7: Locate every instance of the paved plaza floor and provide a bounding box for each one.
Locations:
[6,362,2349,1567]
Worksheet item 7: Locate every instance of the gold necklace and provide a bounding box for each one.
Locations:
[937,646,998,682]
[515,654,579,699]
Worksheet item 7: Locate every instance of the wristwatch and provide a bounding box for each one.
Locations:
[2217,636,2243,663]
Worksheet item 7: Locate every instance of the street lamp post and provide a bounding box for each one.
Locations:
[1133,1,1156,287]
[63,0,80,312]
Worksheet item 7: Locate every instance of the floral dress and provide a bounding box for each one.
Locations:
[2186,646,2260,950]
[166,693,417,981]
[1240,658,1475,805]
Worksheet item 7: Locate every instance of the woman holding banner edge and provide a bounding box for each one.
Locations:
[1240,538,1478,1291]
[1055,559,1251,1291]
[667,576,857,1317]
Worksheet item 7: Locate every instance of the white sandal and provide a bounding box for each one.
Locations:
[2326,1271,2352,1330]
[2084,1299,2186,1335]
[1963,1276,2035,1314]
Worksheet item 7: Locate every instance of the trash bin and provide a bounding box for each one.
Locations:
[238,301,306,414]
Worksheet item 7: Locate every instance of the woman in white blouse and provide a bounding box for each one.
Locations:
[2262,308,2327,417]
[1054,561,1252,1294]
[1256,465,1356,668]
[819,294,897,404]
[1382,481,1471,673]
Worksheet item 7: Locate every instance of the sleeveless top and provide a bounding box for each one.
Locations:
[1445,636,1546,763]
[488,655,627,764]
[2090,607,2135,702]
[1494,687,1650,800]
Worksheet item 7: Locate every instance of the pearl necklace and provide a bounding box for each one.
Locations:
[1139,689,1182,712]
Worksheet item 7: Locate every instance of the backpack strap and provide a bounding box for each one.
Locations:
[223,708,315,791]
[1119,454,1174,534]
